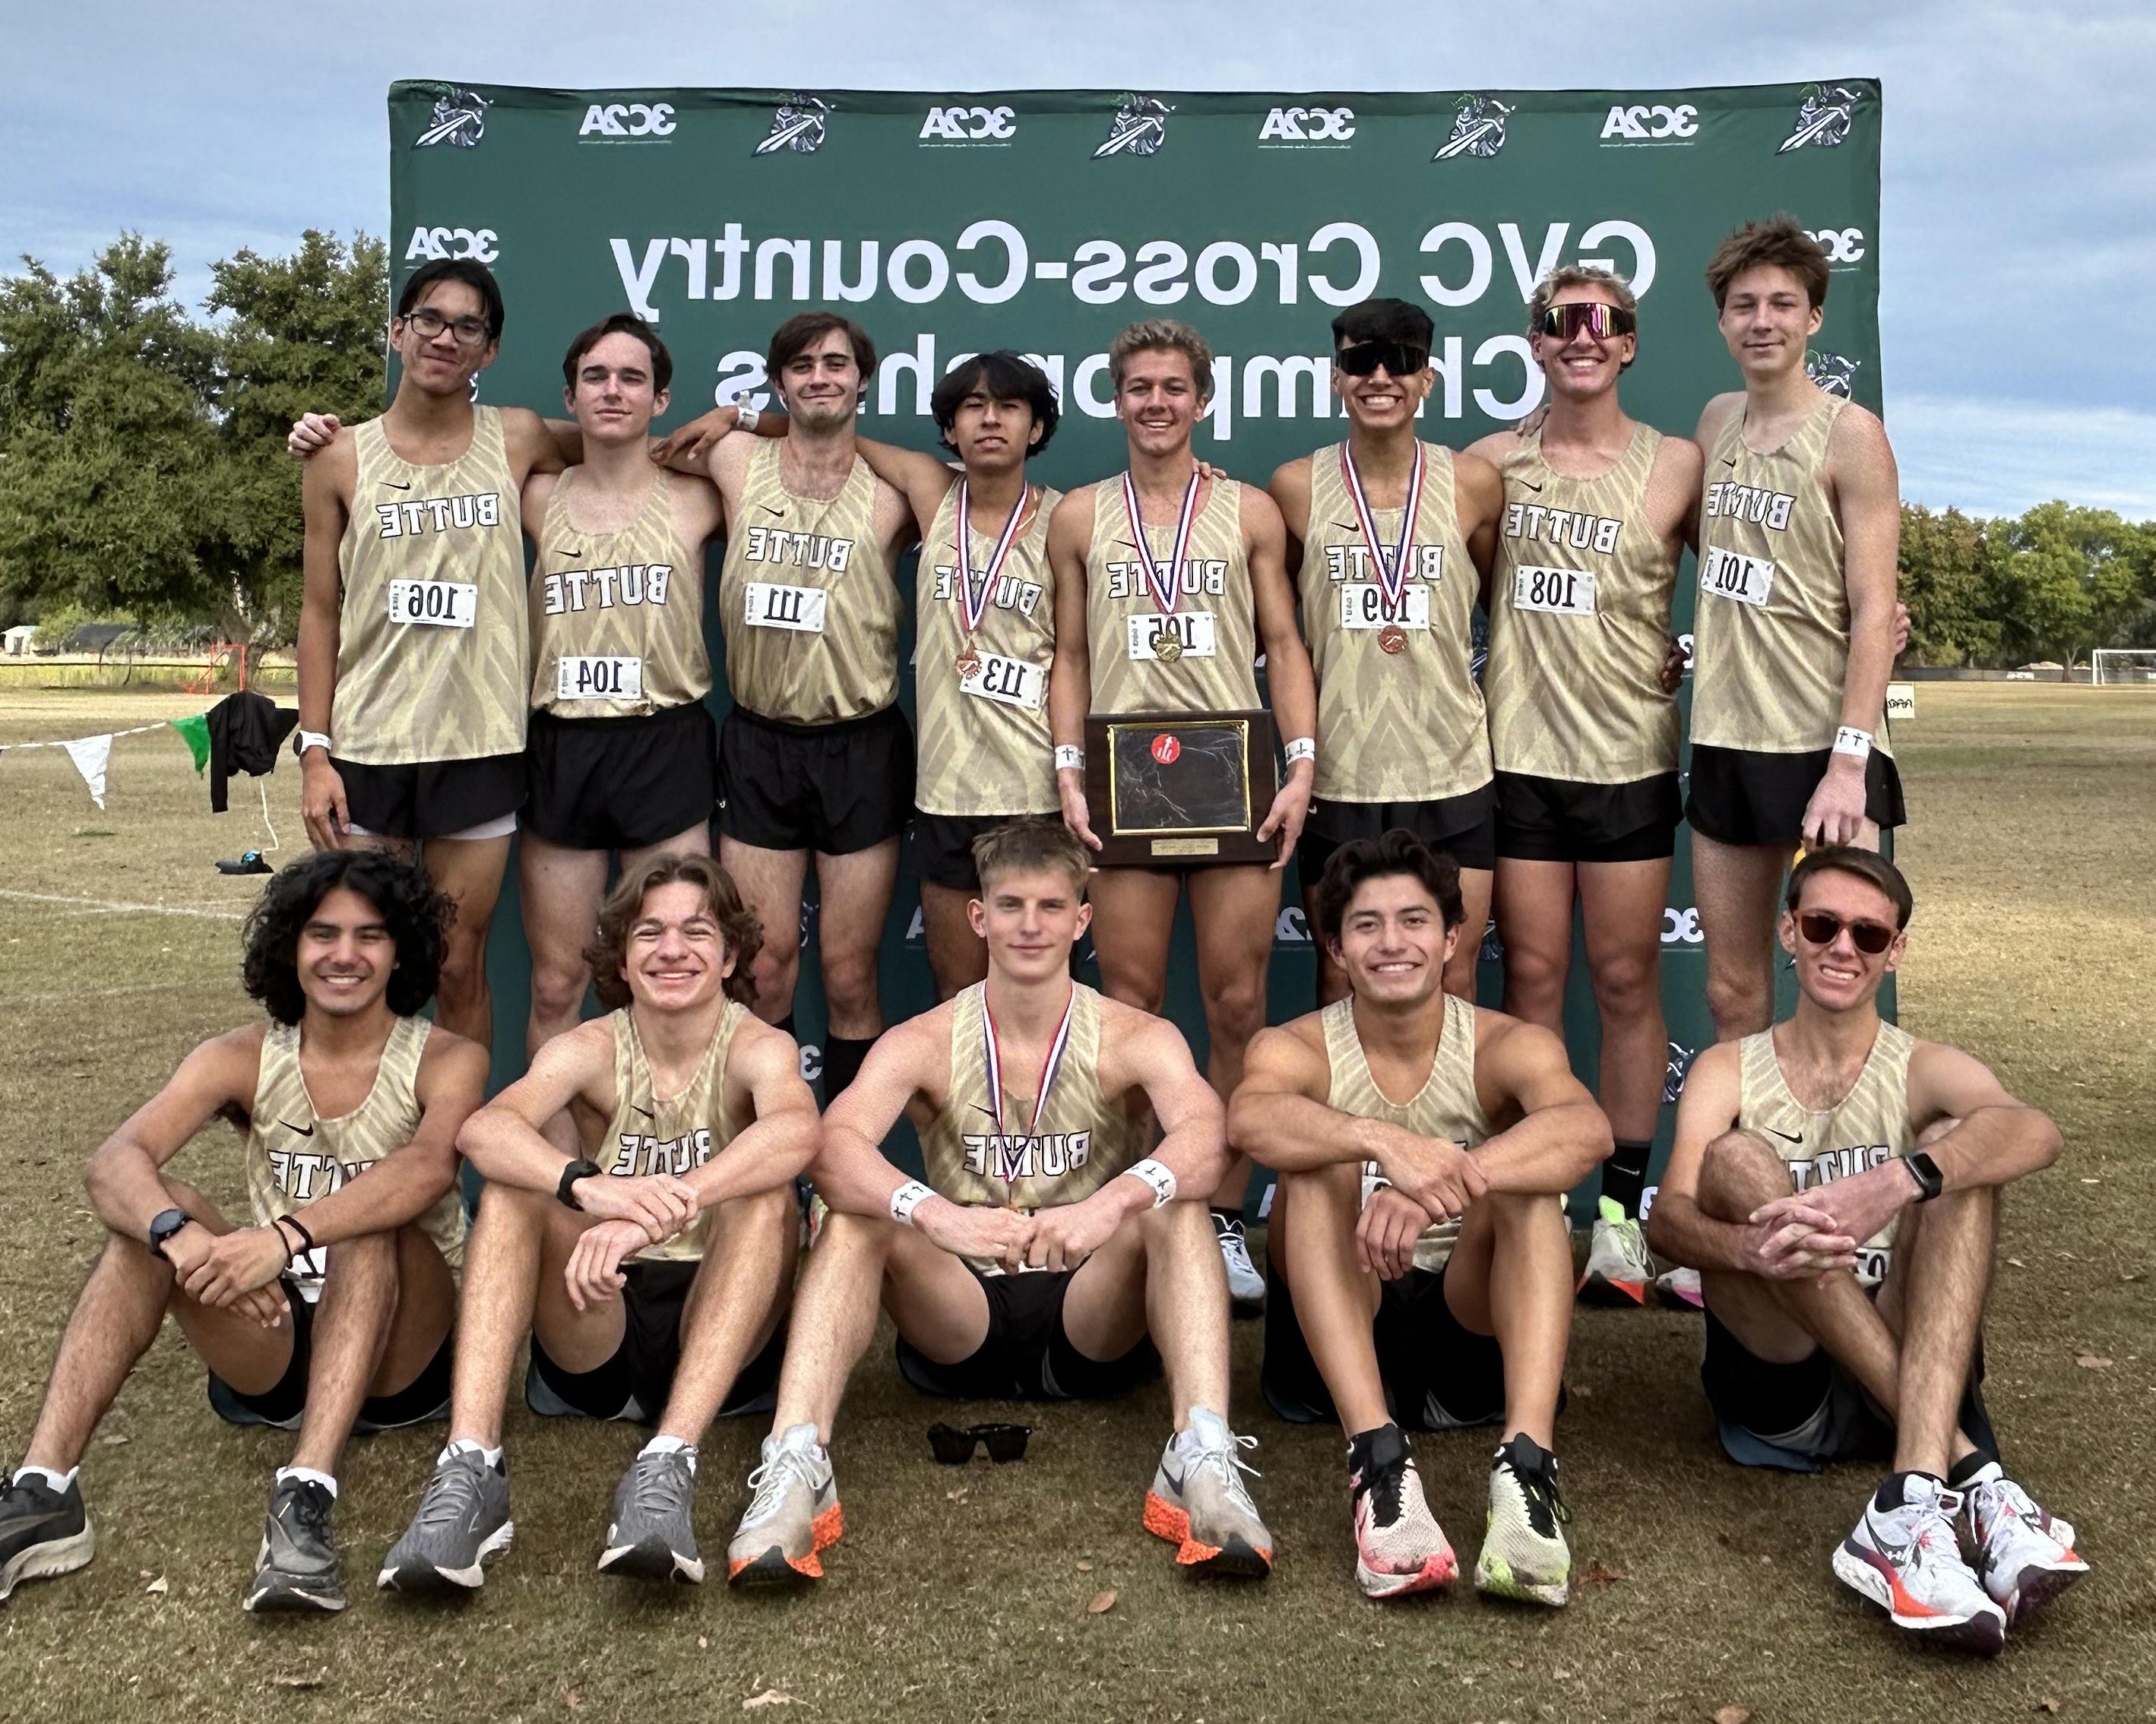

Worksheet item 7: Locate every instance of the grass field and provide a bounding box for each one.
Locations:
[1,685,2151,1723]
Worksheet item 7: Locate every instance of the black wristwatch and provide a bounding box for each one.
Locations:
[1900,1150,1944,1203]
[556,1158,602,1210]
[147,1208,194,1258]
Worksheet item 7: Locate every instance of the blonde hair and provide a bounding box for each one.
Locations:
[971,818,1091,900]
[1525,264,1638,333]
[1109,318,1214,400]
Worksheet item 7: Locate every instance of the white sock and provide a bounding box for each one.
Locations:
[12,1464,78,1495]
[639,1434,696,1474]
[775,1422,825,1458]
[276,1465,337,1499]
[441,1438,503,1469]
[1178,1406,1232,1451]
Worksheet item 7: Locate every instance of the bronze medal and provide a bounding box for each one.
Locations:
[1378,623,1408,656]
[954,648,982,682]
[1152,628,1183,663]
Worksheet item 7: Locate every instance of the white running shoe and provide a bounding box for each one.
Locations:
[1577,1197,1652,1306]
[1960,1461,2087,1622]
[1474,1433,1572,1606]
[1211,1212,1265,1315]
[1831,1473,2006,1655]
[727,1424,841,1589]
[1346,1423,1454,1599]
[1144,1408,1273,1577]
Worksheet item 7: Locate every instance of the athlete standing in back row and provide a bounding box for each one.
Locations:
[1050,319,1320,1314]
[1686,218,1904,1044]
[296,258,562,1049]
[1466,268,1700,1306]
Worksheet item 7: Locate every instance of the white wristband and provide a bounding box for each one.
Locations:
[734,403,761,432]
[1284,735,1315,765]
[1054,745,1086,773]
[1833,726,1873,761]
[297,730,333,758]
[889,1180,934,1226]
[1124,1158,1177,1207]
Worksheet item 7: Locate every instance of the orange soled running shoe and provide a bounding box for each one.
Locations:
[1144,1407,1274,1577]
[727,1424,842,1589]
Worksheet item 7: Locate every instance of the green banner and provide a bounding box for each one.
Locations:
[391,80,1886,1207]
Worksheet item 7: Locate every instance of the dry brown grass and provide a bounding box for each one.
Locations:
[1,685,2150,1722]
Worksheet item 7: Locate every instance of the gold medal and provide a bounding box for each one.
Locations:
[1152,628,1183,663]
[1378,623,1408,656]
[954,648,982,682]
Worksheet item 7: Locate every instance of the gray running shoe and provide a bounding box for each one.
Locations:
[598,1446,703,1583]
[726,1424,841,1590]
[0,1471,96,1602]
[1144,1409,1274,1578]
[378,1448,514,1593]
[243,1476,344,1613]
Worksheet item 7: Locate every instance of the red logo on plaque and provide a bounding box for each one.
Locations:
[1150,734,1180,765]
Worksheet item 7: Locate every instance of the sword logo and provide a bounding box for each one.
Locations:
[755,94,831,156]
[1777,83,1862,153]
[1093,93,1174,159]
[1433,93,1515,160]
[415,87,490,150]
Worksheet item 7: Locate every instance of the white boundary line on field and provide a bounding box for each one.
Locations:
[2,979,227,1005]
[0,889,245,922]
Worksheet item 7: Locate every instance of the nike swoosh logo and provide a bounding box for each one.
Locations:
[280,1120,315,1137]
[1763,1128,1803,1145]
[759,502,786,516]
[632,1102,654,1118]
[1160,1463,1189,1496]
[970,1103,999,1121]
[1328,520,1360,532]
[1515,479,1543,493]
[558,546,586,558]
[1721,455,1738,468]
[383,480,413,492]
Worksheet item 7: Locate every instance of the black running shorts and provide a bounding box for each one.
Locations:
[1685,745,1907,849]
[525,702,718,853]
[1493,769,1683,865]
[1702,1304,1996,1473]
[718,704,913,856]
[525,1258,786,1425]
[1297,785,1497,881]
[334,751,526,841]
[1261,1251,1507,1432]
[208,1276,454,1434]
[894,1265,1161,1402]
[908,810,1048,894]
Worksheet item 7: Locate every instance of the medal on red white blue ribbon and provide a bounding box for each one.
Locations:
[982,984,1078,1185]
[1122,469,1201,663]
[955,479,1029,679]
[1340,441,1424,650]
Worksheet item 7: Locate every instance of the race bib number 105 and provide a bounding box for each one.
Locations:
[387,580,478,629]
[1700,548,1776,608]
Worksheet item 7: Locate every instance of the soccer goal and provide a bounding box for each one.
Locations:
[2091,650,2156,685]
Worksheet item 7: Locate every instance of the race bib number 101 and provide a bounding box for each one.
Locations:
[1700,547,1776,608]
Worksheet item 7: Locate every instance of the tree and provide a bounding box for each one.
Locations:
[1898,503,2000,666]
[1983,501,2112,668]
[203,230,388,640]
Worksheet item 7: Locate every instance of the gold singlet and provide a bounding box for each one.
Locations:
[1299,442,1486,802]
[244,1016,465,1281]
[528,469,711,718]
[913,482,1063,818]
[1692,394,1892,757]
[918,982,1145,1275]
[1084,475,1259,716]
[1322,992,1490,1273]
[594,1001,750,1264]
[717,438,899,723]
[332,407,527,764]
[1736,1020,1914,1286]
[1485,425,1680,783]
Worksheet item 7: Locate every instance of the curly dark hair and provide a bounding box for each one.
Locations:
[1313,827,1465,946]
[241,851,454,1026]
[584,853,763,1011]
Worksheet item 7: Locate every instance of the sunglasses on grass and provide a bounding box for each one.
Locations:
[1796,912,1896,955]
[1534,302,1638,341]
[928,1422,1031,1464]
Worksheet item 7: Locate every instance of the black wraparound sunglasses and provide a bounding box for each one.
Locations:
[928,1422,1031,1464]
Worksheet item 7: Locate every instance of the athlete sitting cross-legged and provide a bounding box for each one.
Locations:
[1648,847,2085,1655]
[378,854,818,1592]
[723,818,1274,1588]
[0,852,484,1616]
[1230,830,1612,1605]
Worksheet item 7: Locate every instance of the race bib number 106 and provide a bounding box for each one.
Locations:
[387,580,478,629]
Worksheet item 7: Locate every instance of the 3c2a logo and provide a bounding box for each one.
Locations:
[580,102,676,138]
[1661,906,1704,945]
[404,226,498,263]
[1806,226,1868,264]
[1600,103,1699,141]
[920,104,1015,141]
[1259,106,1356,143]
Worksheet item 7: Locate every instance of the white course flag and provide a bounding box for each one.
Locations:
[61,733,115,808]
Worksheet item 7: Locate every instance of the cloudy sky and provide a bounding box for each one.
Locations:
[5,0,2150,518]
